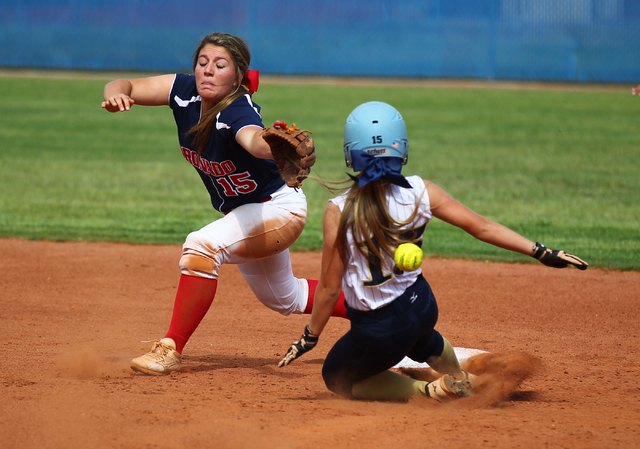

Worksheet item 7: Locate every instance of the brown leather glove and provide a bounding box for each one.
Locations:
[261,121,316,188]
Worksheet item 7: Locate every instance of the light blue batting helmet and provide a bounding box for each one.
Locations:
[343,101,408,169]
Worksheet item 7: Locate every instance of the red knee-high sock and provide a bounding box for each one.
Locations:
[305,279,349,319]
[165,274,218,353]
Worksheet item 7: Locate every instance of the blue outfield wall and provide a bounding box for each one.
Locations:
[1,0,639,83]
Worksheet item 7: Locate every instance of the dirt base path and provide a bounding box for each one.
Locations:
[1,239,638,449]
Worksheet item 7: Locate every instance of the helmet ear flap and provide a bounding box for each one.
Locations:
[400,140,409,165]
[344,142,355,168]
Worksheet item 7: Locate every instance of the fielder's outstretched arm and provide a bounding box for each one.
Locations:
[102,75,174,112]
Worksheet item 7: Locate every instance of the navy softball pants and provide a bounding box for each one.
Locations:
[322,274,445,398]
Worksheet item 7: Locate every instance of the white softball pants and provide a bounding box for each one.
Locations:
[179,184,310,316]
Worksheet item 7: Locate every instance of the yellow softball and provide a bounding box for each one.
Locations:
[394,243,423,271]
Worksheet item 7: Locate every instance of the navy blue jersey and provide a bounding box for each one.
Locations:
[169,73,284,213]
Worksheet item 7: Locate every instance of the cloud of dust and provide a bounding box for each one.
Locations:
[461,351,541,408]
[54,345,109,379]
[399,351,541,408]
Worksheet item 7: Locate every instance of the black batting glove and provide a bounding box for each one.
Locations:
[278,325,319,367]
[532,242,589,270]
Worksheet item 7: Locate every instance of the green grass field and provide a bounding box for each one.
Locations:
[0,73,638,270]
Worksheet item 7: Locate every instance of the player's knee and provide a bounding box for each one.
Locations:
[240,273,307,316]
[179,231,222,278]
[252,293,300,316]
[322,367,354,399]
[179,253,218,279]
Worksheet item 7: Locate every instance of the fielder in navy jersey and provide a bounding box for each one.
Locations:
[171,73,283,213]
[278,101,589,402]
[102,32,348,376]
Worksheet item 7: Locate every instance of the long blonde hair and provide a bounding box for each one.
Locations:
[336,178,421,267]
[188,32,251,155]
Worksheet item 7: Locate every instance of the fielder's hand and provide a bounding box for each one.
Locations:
[532,242,589,270]
[102,94,135,112]
[278,325,318,367]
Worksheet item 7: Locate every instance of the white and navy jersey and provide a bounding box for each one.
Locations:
[169,73,284,213]
[330,175,432,311]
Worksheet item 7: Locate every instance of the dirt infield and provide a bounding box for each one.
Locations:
[1,238,639,449]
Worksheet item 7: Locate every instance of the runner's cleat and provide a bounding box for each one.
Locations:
[426,374,474,402]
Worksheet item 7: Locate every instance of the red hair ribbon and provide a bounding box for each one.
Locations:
[242,70,259,94]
